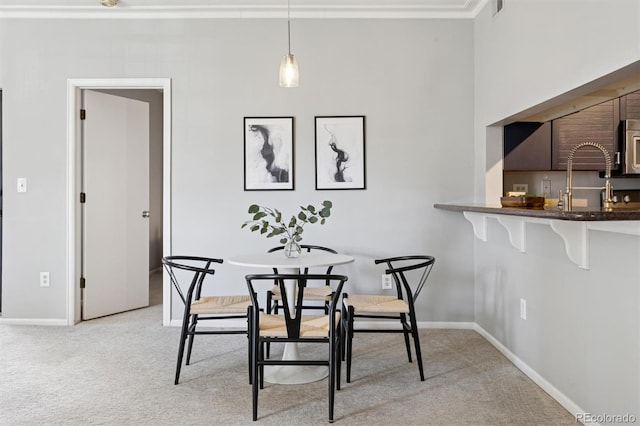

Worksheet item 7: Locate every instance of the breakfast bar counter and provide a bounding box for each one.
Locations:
[433,203,640,221]
[434,202,640,269]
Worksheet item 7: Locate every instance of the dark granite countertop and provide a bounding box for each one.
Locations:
[433,203,640,221]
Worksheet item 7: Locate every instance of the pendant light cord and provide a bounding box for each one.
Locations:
[287,0,291,55]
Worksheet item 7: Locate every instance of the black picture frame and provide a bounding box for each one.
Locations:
[314,116,366,190]
[244,116,294,191]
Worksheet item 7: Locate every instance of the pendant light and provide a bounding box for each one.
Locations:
[279,0,299,88]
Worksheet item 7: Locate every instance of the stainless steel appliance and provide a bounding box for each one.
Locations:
[609,189,640,210]
[622,119,640,175]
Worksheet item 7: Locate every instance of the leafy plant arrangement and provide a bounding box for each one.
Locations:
[241,201,333,247]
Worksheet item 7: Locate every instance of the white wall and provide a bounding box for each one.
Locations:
[474,0,640,418]
[475,0,640,128]
[475,220,640,418]
[0,18,475,322]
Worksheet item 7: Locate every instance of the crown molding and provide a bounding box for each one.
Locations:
[0,1,489,19]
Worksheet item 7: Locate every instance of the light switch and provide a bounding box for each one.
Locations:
[17,178,27,193]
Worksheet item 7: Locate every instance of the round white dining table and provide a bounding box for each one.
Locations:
[228,250,354,384]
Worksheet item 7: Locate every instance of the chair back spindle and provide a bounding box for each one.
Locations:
[377,256,435,306]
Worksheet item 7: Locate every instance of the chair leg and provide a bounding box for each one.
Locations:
[346,306,354,383]
[400,312,413,363]
[252,336,260,421]
[340,302,348,362]
[409,313,425,381]
[336,325,342,391]
[266,292,273,316]
[185,314,198,365]
[265,293,272,358]
[340,304,345,362]
[259,340,265,390]
[247,308,253,385]
[175,308,192,385]
[329,332,336,423]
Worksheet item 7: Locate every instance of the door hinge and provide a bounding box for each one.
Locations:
[80,109,86,120]
[80,277,86,289]
[80,192,86,203]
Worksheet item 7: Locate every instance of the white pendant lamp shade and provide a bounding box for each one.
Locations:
[279,53,299,88]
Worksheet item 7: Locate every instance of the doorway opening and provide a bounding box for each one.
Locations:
[67,79,172,326]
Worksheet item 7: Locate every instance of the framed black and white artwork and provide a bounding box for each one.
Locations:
[314,116,366,190]
[244,117,294,191]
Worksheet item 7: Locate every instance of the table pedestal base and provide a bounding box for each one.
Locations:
[263,342,328,384]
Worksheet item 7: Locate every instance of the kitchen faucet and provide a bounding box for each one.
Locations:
[564,141,614,211]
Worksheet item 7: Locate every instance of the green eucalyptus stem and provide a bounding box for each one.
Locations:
[241,200,333,246]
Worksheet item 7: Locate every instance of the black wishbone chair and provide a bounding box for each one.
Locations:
[162,256,252,385]
[341,255,435,383]
[265,245,338,357]
[246,273,348,423]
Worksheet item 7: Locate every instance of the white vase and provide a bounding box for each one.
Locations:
[284,241,301,258]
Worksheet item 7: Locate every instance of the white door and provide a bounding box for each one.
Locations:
[82,90,150,320]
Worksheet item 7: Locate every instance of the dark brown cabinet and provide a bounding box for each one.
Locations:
[504,91,640,172]
[551,99,619,171]
[503,122,551,171]
[621,90,640,120]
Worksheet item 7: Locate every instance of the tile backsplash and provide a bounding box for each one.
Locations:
[503,171,640,208]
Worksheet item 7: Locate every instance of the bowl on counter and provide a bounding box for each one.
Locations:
[500,196,545,209]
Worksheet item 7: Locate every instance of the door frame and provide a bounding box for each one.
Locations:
[66,78,172,326]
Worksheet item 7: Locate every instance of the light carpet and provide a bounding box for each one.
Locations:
[0,302,576,425]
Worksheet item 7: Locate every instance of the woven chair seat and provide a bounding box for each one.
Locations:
[344,294,409,314]
[258,312,341,337]
[270,284,333,301]
[190,295,251,315]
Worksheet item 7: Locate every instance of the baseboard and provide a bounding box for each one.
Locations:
[352,320,476,330]
[165,319,477,330]
[473,324,584,422]
[421,321,476,329]
[0,317,69,326]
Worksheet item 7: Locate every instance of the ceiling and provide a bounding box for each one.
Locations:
[0,0,637,122]
[0,0,489,19]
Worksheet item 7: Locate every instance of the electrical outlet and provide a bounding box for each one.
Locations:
[381,274,393,290]
[513,183,528,193]
[542,180,551,197]
[17,177,27,193]
[40,272,50,288]
[520,298,527,320]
